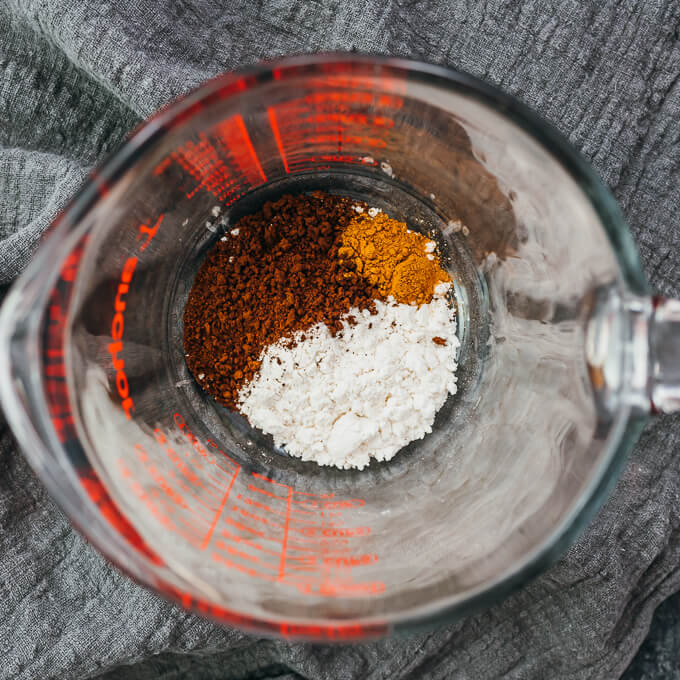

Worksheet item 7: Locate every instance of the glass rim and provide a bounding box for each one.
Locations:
[0,52,651,639]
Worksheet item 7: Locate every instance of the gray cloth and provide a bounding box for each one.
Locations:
[1,1,680,678]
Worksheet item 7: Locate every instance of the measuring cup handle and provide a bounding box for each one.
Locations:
[648,297,680,413]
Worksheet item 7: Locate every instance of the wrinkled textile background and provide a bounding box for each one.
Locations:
[1,1,680,678]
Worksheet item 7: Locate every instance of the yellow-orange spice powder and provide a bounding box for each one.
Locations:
[338,212,451,305]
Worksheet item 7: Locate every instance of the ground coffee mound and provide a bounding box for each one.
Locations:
[183,192,382,410]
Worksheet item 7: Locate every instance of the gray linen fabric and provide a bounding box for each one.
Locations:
[1,1,680,678]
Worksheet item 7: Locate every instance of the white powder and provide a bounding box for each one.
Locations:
[424,240,436,253]
[380,161,394,177]
[238,292,459,469]
[367,207,382,217]
[230,228,240,236]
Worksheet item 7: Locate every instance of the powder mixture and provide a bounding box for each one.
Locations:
[239,292,458,469]
[183,192,460,470]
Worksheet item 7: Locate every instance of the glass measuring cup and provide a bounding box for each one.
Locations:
[1,53,678,641]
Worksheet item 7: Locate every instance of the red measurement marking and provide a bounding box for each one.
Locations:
[295,526,371,538]
[182,476,222,503]
[266,86,404,178]
[292,493,334,503]
[232,505,284,529]
[220,471,382,598]
[236,495,287,517]
[108,208,164,420]
[220,531,280,556]
[303,72,408,96]
[137,213,164,251]
[288,134,386,148]
[204,445,239,474]
[44,241,86,444]
[295,581,386,597]
[251,472,289,489]
[287,156,369,167]
[237,494,317,520]
[323,554,378,567]
[323,499,364,509]
[267,107,289,173]
[279,486,292,581]
[212,114,267,189]
[45,363,66,378]
[225,516,277,541]
[201,465,240,549]
[81,469,163,564]
[153,156,172,175]
[232,114,267,183]
[176,514,206,537]
[295,489,333,499]
[248,483,287,500]
[284,555,317,571]
[210,552,277,581]
[172,481,219,518]
[172,136,236,201]
[290,506,315,516]
[175,413,239,472]
[162,581,388,639]
[304,91,404,109]
[224,543,277,568]
[59,251,83,282]
[300,113,395,128]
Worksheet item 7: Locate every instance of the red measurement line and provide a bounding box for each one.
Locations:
[278,485,292,581]
[176,517,206,545]
[210,553,278,582]
[174,480,220,516]
[248,484,287,500]
[211,460,240,477]
[176,515,203,532]
[224,543,278,569]
[225,516,281,542]
[204,470,235,488]
[201,466,240,549]
[233,506,284,529]
[288,536,350,546]
[251,472,290,488]
[267,107,289,173]
[238,496,285,516]
[287,157,368,166]
[199,485,224,503]
[294,490,334,498]
[234,114,267,183]
[220,530,280,556]
[203,473,225,488]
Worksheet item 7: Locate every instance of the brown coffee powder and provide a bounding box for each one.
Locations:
[183,192,382,410]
